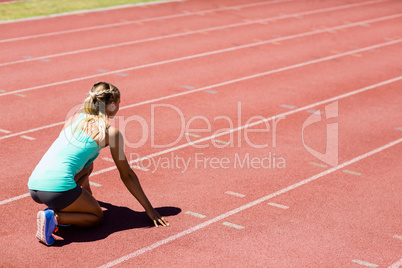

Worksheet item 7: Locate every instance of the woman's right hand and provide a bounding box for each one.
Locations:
[146,208,169,227]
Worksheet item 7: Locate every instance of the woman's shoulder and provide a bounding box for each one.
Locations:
[105,126,123,148]
[107,126,121,138]
[62,113,82,130]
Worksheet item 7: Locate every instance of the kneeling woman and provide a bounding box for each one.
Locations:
[28,82,168,246]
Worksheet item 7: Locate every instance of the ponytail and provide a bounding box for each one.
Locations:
[76,82,120,142]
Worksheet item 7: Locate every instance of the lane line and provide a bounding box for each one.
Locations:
[185,211,207,219]
[0,121,65,141]
[1,13,401,98]
[222,222,245,229]
[0,129,11,134]
[185,133,201,138]
[89,181,102,187]
[225,191,246,198]
[0,0,394,67]
[393,234,402,240]
[213,139,229,145]
[181,85,195,90]
[267,202,289,209]
[20,135,35,140]
[343,170,362,176]
[102,157,114,162]
[0,193,30,205]
[1,37,400,142]
[388,258,402,268]
[99,137,402,267]
[96,69,108,73]
[352,259,379,267]
[131,165,150,172]
[1,77,401,205]
[116,73,128,77]
[280,104,297,109]
[91,76,401,176]
[309,162,328,168]
[0,0,292,42]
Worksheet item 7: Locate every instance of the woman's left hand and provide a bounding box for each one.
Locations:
[146,208,169,227]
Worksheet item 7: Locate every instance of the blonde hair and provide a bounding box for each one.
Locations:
[77,82,120,142]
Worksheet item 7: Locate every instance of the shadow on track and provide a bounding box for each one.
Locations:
[52,201,181,246]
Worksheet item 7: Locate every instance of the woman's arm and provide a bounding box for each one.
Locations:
[108,127,169,227]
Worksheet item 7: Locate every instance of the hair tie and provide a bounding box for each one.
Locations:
[89,91,96,100]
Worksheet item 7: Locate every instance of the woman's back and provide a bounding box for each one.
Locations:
[28,113,102,192]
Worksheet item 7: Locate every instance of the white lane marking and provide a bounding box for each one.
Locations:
[388,259,402,268]
[309,162,328,168]
[185,133,201,138]
[0,0,390,67]
[0,193,30,205]
[131,165,150,172]
[225,191,245,198]
[96,69,108,73]
[0,121,65,141]
[213,139,229,145]
[222,222,245,229]
[98,137,402,267]
[44,76,402,178]
[1,35,399,143]
[185,211,207,219]
[102,157,114,162]
[343,170,362,176]
[0,0,292,41]
[307,109,322,114]
[1,76,400,205]
[1,13,400,97]
[89,181,102,187]
[280,104,297,109]
[352,259,379,267]
[393,234,402,240]
[0,129,11,134]
[116,73,128,77]
[267,202,289,209]
[20,135,35,140]
[0,39,397,143]
[0,0,186,25]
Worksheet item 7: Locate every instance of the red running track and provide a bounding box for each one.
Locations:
[0,0,401,267]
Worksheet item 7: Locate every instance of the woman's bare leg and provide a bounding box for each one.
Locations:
[55,189,103,227]
[52,163,102,227]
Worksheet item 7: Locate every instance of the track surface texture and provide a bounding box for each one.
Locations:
[0,0,401,267]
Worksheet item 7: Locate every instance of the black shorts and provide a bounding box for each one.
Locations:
[29,185,82,211]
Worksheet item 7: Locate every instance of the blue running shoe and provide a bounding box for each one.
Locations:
[36,209,58,246]
[44,208,70,227]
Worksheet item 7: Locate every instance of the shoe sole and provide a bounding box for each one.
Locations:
[36,211,54,246]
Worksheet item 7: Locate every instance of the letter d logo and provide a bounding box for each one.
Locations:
[302,101,339,166]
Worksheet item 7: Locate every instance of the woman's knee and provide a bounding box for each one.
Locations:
[93,208,104,226]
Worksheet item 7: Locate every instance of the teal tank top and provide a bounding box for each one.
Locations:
[28,114,103,192]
